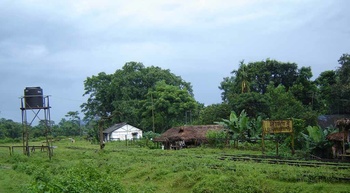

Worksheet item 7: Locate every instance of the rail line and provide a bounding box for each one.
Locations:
[219,154,350,169]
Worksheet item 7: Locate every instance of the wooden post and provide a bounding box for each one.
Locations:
[342,127,345,160]
[262,132,265,155]
[25,124,30,156]
[99,120,104,150]
[276,138,279,156]
[291,132,295,155]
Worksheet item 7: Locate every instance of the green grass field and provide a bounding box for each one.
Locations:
[1,139,350,193]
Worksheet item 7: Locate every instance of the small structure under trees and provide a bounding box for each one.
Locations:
[153,125,224,150]
[327,118,350,159]
[103,123,143,141]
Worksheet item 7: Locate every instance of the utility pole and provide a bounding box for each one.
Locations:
[99,119,104,150]
[151,93,155,133]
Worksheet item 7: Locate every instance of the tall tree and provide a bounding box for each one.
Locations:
[335,53,350,114]
[198,103,231,125]
[230,92,270,118]
[220,59,308,120]
[266,84,305,120]
[219,76,236,102]
[314,70,337,114]
[220,59,299,100]
[0,118,22,139]
[337,53,350,85]
[140,81,198,133]
[290,67,318,108]
[65,111,81,136]
[81,62,195,131]
[58,118,80,136]
[232,60,250,93]
[247,59,298,94]
[81,72,114,119]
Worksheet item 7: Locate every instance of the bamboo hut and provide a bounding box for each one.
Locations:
[153,125,224,149]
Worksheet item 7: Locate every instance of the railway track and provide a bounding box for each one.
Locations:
[219,154,350,169]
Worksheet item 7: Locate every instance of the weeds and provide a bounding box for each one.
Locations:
[0,140,349,193]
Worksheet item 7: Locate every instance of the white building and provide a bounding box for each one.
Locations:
[103,122,143,141]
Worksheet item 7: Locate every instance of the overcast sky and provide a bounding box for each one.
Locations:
[1,0,349,124]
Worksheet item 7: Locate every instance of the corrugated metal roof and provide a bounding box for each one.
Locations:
[103,122,127,134]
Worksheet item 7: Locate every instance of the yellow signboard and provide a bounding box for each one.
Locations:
[262,120,293,134]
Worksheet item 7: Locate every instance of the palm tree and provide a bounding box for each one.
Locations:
[232,60,250,93]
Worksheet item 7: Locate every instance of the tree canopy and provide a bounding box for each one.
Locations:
[81,62,198,132]
[2,54,350,140]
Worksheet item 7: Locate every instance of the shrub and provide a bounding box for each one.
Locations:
[206,130,227,148]
[29,161,124,193]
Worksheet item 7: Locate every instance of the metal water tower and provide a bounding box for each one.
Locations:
[20,87,52,159]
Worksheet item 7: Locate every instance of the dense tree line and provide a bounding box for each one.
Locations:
[218,54,350,125]
[1,54,349,140]
[0,112,82,141]
[0,118,22,140]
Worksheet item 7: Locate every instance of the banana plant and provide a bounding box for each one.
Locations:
[215,110,250,148]
[248,115,263,141]
[301,125,336,157]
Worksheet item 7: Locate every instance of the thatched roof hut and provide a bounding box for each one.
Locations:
[327,118,350,159]
[154,125,224,148]
[326,131,347,142]
[335,118,350,130]
[326,118,350,142]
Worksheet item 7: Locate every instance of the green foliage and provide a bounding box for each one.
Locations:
[215,110,250,148]
[81,72,114,119]
[232,60,250,93]
[1,139,350,193]
[267,84,306,119]
[140,80,199,132]
[289,67,317,107]
[313,53,350,114]
[335,53,350,114]
[220,59,299,98]
[300,126,336,158]
[28,161,123,193]
[314,70,337,114]
[206,130,228,148]
[135,131,161,149]
[198,103,231,125]
[0,118,22,139]
[143,131,160,140]
[81,62,197,132]
[337,53,350,85]
[248,115,263,140]
[57,118,79,136]
[230,92,270,118]
[219,59,322,125]
[0,137,21,144]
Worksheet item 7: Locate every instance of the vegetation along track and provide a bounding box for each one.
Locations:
[219,154,350,170]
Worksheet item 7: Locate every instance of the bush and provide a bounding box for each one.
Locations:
[0,137,21,144]
[206,130,227,148]
[29,161,124,193]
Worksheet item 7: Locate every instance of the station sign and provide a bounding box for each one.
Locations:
[262,120,293,134]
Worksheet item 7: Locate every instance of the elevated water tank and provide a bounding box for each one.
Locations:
[24,87,43,109]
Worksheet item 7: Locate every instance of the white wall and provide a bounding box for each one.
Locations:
[109,124,142,141]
